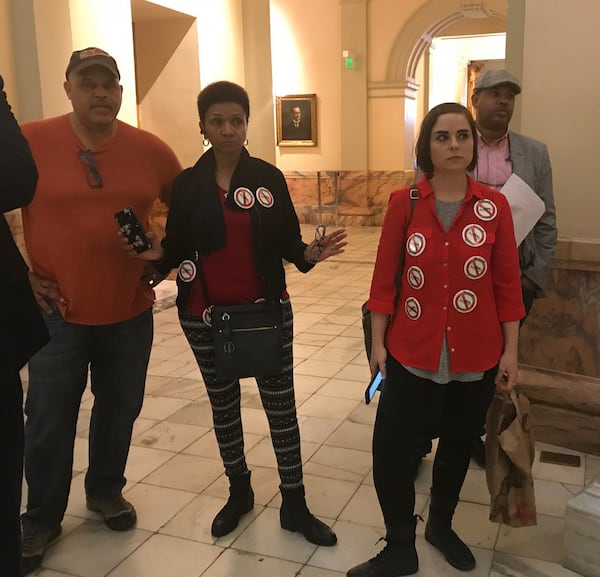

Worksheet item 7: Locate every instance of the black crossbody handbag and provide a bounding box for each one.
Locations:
[361,185,419,362]
[196,260,284,380]
[211,301,283,380]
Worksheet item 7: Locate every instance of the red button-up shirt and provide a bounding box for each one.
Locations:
[367,176,524,373]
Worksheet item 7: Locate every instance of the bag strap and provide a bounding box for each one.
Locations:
[394,184,419,291]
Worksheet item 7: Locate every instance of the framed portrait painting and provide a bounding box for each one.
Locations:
[276,93,317,146]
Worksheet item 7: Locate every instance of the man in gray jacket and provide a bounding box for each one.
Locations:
[469,69,557,465]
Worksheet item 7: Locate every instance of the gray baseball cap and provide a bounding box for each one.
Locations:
[474,69,521,94]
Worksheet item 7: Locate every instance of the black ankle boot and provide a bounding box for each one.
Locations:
[211,471,254,537]
[346,517,419,577]
[280,486,337,546]
[424,497,475,571]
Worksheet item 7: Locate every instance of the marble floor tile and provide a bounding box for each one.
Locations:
[490,551,584,577]
[142,453,223,492]
[201,548,302,577]
[132,420,209,452]
[308,444,372,477]
[160,493,263,546]
[137,395,192,420]
[297,414,343,444]
[122,483,196,531]
[317,377,366,401]
[533,444,586,486]
[495,513,566,563]
[333,362,370,382]
[106,533,222,577]
[231,506,320,563]
[297,394,359,420]
[295,358,348,378]
[310,345,364,364]
[293,373,329,394]
[165,398,216,428]
[42,521,152,577]
[459,466,491,506]
[294,331,337,347]
[586,454,600,485]
[297,566,345,577]
[124,445,176,483]
[324,420,374,452]
[534,478,577,518]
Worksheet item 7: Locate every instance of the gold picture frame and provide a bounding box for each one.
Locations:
[276,93,317,147]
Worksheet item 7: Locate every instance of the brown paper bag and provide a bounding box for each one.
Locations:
[485,389,537,527]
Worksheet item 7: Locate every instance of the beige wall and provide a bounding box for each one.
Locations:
[513,0,598,239]
[0,0,19,114]
[135,17,201,168]
[271,0,342,171]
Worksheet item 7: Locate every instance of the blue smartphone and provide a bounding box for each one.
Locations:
[365,371,384,404]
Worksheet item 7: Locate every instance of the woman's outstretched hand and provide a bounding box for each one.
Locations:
[305,228,347,263]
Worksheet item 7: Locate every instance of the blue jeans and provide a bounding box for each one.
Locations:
[22,308,153,530]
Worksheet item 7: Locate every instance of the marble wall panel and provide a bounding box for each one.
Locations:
[520,268,600,378]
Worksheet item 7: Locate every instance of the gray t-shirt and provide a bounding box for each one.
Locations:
[404,198,485,384]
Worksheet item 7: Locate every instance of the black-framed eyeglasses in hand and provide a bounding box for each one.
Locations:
[78,149,103,188]
[308,224,326,263]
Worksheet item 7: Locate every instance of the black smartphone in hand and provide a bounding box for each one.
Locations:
[114,207,152,254]
[365,370,384,404]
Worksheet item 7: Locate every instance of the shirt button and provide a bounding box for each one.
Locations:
[443,284,448,289]
[443,306,447,311]
[443,262,448,267]
[444,241,449,246]
[447,326,451,331]
[451,347,456,352]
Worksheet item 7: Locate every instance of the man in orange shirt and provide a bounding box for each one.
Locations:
[19,48,181,575]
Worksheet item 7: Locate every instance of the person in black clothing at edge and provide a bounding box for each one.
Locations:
[0,75,49,577]
[124,80,347,546]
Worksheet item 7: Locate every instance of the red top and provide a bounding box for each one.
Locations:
[187,187,264,315]
[22,115,181,325]
[367,176,524,373]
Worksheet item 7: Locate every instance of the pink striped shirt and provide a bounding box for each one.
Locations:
[474,131,512,190]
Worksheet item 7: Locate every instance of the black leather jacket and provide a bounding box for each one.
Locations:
[155,148,313,312]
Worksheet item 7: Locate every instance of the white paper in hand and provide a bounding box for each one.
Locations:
[499,173,545,246]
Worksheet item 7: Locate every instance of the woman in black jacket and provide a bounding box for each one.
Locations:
[130,81,346,546]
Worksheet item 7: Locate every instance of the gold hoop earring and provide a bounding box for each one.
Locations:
[203,138,210,147]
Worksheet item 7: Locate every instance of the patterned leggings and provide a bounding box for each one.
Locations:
[179,299,303,488]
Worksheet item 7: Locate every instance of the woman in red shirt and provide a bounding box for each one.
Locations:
[348,103,524,577]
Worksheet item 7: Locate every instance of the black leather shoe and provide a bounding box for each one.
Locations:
[471,436,486,468]
[21,525,62,576]
[280,504,337,546]
[425,518,475,571]
[212,486,254,537]
[347,518,419,576]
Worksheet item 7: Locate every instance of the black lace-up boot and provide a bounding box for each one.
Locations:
[280,485,337,546]
[211,471,254,537]
[424,496,475,571]
[346,516,419,577]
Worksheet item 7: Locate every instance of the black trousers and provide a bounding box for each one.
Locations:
[416,286,536,455]
[179,299,304,489]
[373,355,496,527]
[0,366,24,577]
